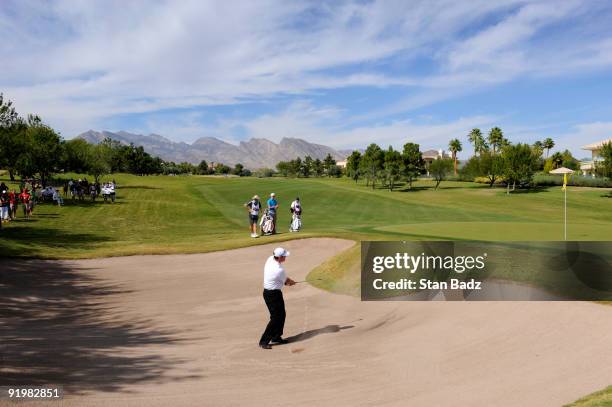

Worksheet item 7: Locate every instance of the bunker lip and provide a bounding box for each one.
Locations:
[2,238,611,407]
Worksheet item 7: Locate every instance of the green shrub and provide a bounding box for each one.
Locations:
[474,176,505,185]
[533,174,612,188]
[254,168,274,178]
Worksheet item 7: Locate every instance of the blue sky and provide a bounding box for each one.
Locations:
[2,0,612,158]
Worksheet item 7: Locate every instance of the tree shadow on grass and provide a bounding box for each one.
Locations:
[119,185,162,190]
[397,186,432,192]
[503,187,550,194]
[0,259,202,393]
[28,213,61,218]
[0,227,113,257]
[58,200,124,207]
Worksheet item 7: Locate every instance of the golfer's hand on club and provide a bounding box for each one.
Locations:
[285,278,296,286]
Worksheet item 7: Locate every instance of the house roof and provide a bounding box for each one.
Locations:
[581,138,612,150]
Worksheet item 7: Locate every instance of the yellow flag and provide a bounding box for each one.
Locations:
[562,173,567,191]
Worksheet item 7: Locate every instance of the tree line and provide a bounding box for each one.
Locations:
[275,154,342,178]
[0,94,249,185]
[342,127,606,193]
[345,142,435,191]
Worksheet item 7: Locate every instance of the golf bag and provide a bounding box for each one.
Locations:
[260,209,275,235]
[290,213,301,232]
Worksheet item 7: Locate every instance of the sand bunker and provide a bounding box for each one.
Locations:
[2,238,611,407]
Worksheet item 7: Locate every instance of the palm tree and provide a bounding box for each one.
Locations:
[543,138,555,158]
[488,127,503,154]
[448,138,462,175]
[500,137,510,150]
[551,151,563,169]
[468,128,486,156]
[533,141,543,158]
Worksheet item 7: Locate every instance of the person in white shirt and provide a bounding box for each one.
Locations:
[259,247,296,349]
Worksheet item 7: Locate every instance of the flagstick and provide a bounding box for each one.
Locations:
[563,187,567,240]
[564,186,567,241]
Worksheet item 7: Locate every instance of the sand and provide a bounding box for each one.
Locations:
[1,238,611,407]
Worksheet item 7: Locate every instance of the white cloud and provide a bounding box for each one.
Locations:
[204,100,497,154]
[1,0,612,146]
[555,122,612,158]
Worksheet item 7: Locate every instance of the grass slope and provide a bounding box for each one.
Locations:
[565,386,612,407]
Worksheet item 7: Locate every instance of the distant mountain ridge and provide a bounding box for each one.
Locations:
[77,130,347,169]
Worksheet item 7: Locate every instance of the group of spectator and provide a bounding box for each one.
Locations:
[0,182,33,224]
[64,179,117,203]
[0,178,118,230]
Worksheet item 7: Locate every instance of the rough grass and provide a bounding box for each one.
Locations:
[565,386,612,407]
[307,243,360,296]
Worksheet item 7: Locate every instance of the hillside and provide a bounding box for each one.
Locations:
[77,130,346,168]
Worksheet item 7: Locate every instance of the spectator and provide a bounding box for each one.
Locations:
[109,182,116,203]
[9,189,18,220]
[52,188,63,206]
[90,184,97,202]
[19,189,31,219]
[101,183,110,203]
[0,190,9,222]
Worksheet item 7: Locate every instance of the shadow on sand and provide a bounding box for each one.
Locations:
[285,325,354,343]
[0,259,201,393]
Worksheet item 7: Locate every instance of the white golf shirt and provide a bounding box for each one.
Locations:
[263,256,286,290]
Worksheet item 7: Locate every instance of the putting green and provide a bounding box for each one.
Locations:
[375,221,612,241]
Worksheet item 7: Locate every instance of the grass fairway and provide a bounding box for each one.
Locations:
[0,174,610,259]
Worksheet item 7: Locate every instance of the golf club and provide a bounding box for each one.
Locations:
[294,278,322,284]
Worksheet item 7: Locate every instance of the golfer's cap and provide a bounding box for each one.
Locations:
[252,195,260,199]
[270,192,276,196]
[273,247,290,257]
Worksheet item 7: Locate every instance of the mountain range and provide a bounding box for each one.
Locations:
[77,130,349,169]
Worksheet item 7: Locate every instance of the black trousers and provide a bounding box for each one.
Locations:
[259,289,286,345]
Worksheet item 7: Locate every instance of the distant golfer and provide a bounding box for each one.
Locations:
[290,197,302,216]
[259,247,295,349]
[244,195,261,238]
[289,197,302,232]
[267,192,279,234]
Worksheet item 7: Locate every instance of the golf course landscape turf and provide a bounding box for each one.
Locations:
[1,173,611,405]
[1,173,610,260]
[2,173,610,297]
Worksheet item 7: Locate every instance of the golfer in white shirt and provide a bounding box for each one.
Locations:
[259,247,296,349]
